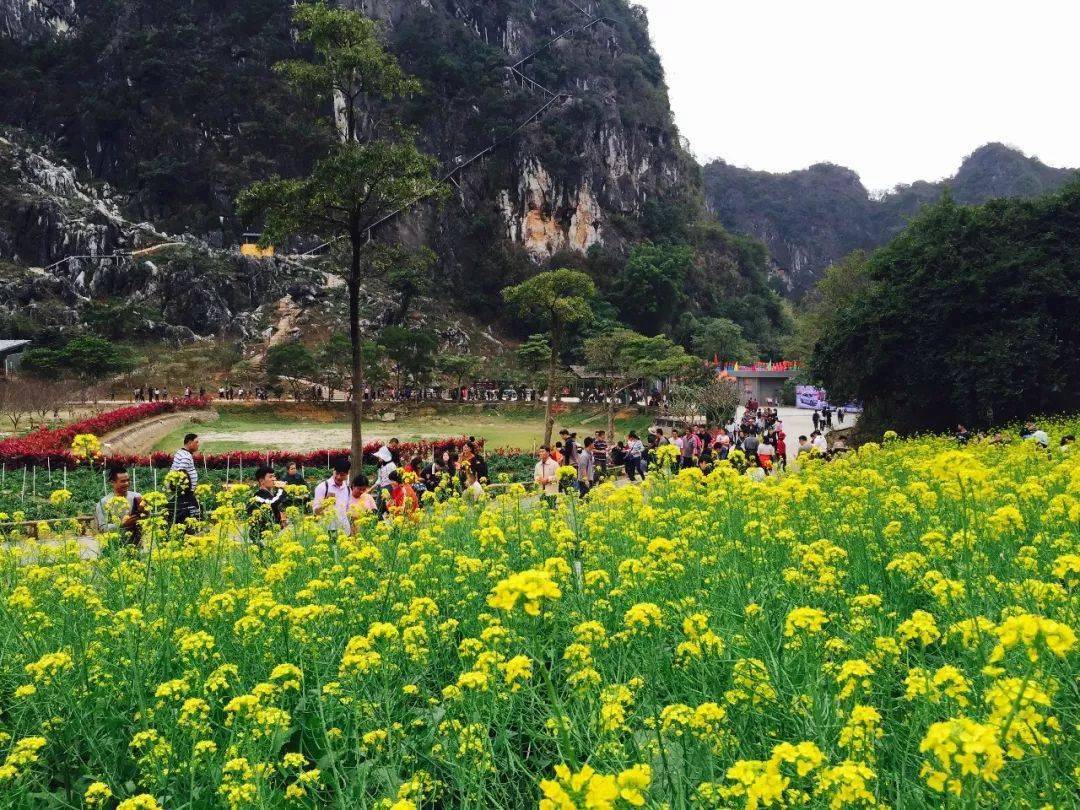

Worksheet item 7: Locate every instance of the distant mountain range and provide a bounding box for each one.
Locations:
[702,143,1080,294]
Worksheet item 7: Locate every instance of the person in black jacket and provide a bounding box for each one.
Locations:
[248,466,286,540]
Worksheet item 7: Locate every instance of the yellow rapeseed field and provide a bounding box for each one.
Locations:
[1,423,1078,808]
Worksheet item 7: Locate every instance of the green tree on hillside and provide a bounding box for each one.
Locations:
[583,328,695,438]
[315,334,352,399]
[610,243,694,334]
[21,336,136,388]
[690,317,756,367]
[378,326,437,390]
[377,245,436,325]
[266,342,316,400]
[515,334,553,408]
[502,270,596,445]
[238,2,445,465]
[437,354,481,399]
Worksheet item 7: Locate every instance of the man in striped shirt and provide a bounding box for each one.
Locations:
[169,433,201,524]
[592,430,608,483]
[171,433,200,486]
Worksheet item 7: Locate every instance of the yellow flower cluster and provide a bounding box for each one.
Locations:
[919,717,1005,794]
[0,416,1076,806]
[540,763,651,810]
[69,433,102,460]
[487,568,562,616]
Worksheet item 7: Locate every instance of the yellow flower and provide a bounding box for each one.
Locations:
[784,606,829,637]
[25,651,73,685]
[838,705,882,763]
[987,504,1025,534]
[896,610,940,647]
[815,759,876,808]
[48,489,72,506]
[487,569,562,616]
[835,659,874,701]
[539,763,619,810]
[70,433,102,460]
[455,670,489,692]
[623,602,664,634]
[988,613,1076,663]
[499,655,533,691]
[84,782,113,807]
[615,764,652,806]
[919,717,1004,794]
[269,663,304,691]
[116,796,163,810]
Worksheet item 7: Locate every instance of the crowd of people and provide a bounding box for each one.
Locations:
[132,385,278,402]
[130,380,669,406]
[533,405,849,498]
[811,403,847,431]
[95,403,853,543]
[95,431,499,544]
[132,386,183,402]
[954,420,1075,453]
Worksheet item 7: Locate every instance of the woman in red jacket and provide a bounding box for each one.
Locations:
[775,431,788,471]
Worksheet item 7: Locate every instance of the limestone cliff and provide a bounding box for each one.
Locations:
[0,0,696,286]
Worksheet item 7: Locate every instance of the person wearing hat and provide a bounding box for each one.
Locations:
[375,444,397,487]
[373,444,398,513]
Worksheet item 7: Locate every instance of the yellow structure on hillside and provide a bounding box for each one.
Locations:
[240,233,275,258]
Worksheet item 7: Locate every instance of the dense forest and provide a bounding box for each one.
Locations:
[808,183,1080,433]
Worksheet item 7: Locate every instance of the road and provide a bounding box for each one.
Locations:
[735,406,857,461]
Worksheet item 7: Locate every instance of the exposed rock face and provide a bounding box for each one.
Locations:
[704,144,1080,295]
[0,132,162,267]
[0,0,695,296]
[0,128,326,338]
[2,0,76,42]
[507,160,602,259]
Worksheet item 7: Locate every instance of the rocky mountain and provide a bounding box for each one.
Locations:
[0,0,792,349]
[0,0,793,350]
[703,144,1080,295]
[0,128,327,340]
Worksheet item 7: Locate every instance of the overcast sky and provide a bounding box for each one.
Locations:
[633,0,1080,192]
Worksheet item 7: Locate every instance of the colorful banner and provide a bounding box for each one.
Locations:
[795,385,863,413]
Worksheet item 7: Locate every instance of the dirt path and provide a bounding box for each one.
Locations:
[100,410,218,456]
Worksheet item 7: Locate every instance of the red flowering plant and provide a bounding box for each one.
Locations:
[94,437,481,470]
[0,398,503,471]
[0,398,209,468]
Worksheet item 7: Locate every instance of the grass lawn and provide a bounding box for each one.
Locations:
[152,403,652,454]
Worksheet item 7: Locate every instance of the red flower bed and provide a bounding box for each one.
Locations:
[0,398,210,468]
[0,397,481,469]
[106,437,478,470]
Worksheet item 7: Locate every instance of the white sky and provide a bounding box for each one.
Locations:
[633,0,1080,191]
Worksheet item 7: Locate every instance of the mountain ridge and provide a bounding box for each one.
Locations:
[703,143,1080,294]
